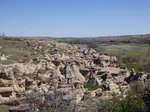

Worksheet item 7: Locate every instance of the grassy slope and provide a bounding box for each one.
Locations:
[0,37,43,64]
[97,44,150,72]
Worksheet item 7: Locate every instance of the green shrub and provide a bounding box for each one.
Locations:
[111,95,147,112]
[84,81,100,91]
[127,64,143,72]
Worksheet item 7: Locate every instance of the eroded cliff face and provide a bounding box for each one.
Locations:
[0,38,149,111]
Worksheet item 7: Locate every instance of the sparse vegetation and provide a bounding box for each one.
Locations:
[0,105,11,112]
[101,44,150,72]
[84,81,100,91]
[0,37,47,64]
[26,90,76,112]
[111,95,147,112]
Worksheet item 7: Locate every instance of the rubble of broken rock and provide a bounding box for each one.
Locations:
[0,38,149,111]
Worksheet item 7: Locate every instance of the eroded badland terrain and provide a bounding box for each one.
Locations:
[0,35,150,112]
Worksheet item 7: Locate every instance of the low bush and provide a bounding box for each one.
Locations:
[84,81,100,91]
[111,95,147,112]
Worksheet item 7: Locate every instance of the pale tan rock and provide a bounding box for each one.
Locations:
[71,64,85,84]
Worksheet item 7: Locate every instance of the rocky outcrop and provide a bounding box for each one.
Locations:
[0,54,7,61]
[0,38,149,111]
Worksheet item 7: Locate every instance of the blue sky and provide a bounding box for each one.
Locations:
[0,0,150,37]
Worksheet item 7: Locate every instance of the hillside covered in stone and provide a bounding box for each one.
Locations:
[0,37,149,112]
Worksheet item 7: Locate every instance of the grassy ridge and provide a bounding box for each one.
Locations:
[0,37,42,64]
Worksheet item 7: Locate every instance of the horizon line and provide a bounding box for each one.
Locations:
[1,33,150,38]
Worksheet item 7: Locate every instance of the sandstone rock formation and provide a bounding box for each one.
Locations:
[0,38,149,111]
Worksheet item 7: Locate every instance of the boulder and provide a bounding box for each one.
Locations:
[0,67,14,80]
[71,64,85,84]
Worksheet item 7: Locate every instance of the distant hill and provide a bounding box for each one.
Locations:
[54,34,150,45]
